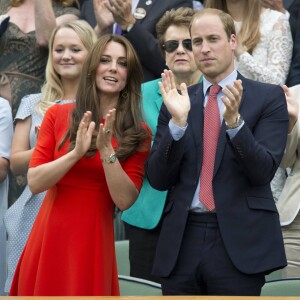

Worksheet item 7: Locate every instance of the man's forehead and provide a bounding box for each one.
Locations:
[192,19,225,35]
[193,13,221,26]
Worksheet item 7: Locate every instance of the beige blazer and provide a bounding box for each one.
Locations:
[277,84,300,225]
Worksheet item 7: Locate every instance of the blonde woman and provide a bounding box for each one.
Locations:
[4,20,97,294]
[0,0,80,225]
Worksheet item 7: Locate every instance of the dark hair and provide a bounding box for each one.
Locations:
[61,34,149,160]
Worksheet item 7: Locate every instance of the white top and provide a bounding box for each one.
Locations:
[0,97,13,295]
[235,8,293,85]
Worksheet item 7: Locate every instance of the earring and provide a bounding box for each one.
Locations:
[121,89,128,99]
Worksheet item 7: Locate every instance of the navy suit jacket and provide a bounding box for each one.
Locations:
[286,6,300,86]
[284,0,300,40]
[146,74,288,277]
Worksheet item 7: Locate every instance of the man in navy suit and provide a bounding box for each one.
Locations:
[81,0,193,82]
[146,8,288,296]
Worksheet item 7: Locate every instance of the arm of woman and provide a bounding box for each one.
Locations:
[0,157,9,183]
[34,0,79,47]
[236,13,292,85]
[28,109,95,194]
[97,110,151,211]
[280,85,299,168]
[0,99,13,182]
[10,118,34,175]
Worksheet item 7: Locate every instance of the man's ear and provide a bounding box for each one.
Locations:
[229,34,237,50]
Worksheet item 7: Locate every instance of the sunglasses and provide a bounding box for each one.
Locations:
[163,39,192,53]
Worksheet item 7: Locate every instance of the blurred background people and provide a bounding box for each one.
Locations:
[81,0,193,82]
[4,20,97,294]
[260,0,300,87]
[277,83,300,278]
[261,0,300,41]
[205,0,292,203]
[0,0,80,213]
[205,0,292,86]
[0,0,80,116]
[9,34,151,296]
[0,98,13,295]
[122,7,202,283]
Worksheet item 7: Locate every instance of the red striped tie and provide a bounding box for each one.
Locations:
[199,84,221,211]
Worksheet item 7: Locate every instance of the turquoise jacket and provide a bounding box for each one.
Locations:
[122,76,202,229]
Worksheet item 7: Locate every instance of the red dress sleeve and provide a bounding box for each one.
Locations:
[29,104,69,168]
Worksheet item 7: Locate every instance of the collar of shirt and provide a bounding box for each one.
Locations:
[202,70,238,123]
[202,69,238,99]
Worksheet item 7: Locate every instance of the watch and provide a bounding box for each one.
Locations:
[122,23,134,34]
[225,114,244,129]
[101,153,117,164]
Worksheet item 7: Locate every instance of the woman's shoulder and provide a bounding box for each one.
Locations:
[0,97,11,112]
[142,78,161,92]
[15,93,42,120]
[45,101,74,117]
[261,8,287,22]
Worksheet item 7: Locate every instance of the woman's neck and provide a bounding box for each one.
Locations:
[61,79,80,100]
[174,70,202,90]
[99,94,119,117]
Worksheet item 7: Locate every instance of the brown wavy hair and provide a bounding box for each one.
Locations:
[11,0,79,8]
[204,0,261,54]
[61,34,149,160]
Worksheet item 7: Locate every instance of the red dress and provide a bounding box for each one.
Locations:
[10,103,150,296]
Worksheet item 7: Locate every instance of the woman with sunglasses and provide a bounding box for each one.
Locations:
[122,7,202,283]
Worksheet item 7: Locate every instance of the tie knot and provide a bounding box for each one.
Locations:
[209,84,221,97]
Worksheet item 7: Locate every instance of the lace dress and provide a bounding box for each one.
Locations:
[235,8,293,202]
[235,8,292,85]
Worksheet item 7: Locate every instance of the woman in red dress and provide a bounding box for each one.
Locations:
[10,34,151,296]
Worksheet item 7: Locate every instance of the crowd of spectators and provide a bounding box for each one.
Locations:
[0,0,299,296]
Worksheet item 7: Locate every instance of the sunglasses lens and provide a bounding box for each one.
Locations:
[163,39,192,53]
[183,39,192,51]
[164,40,179,53]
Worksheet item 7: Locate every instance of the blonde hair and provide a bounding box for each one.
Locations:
[11,0,79,7]
[205,0,261,54]
[35,20,97,116]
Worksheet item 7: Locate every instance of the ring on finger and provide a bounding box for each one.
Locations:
[105,129,111,134]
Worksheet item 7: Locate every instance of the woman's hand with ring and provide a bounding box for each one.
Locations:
[97,108,116,154]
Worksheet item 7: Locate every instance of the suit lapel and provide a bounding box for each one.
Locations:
[189,83,204,175]
[135,0,156,23]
